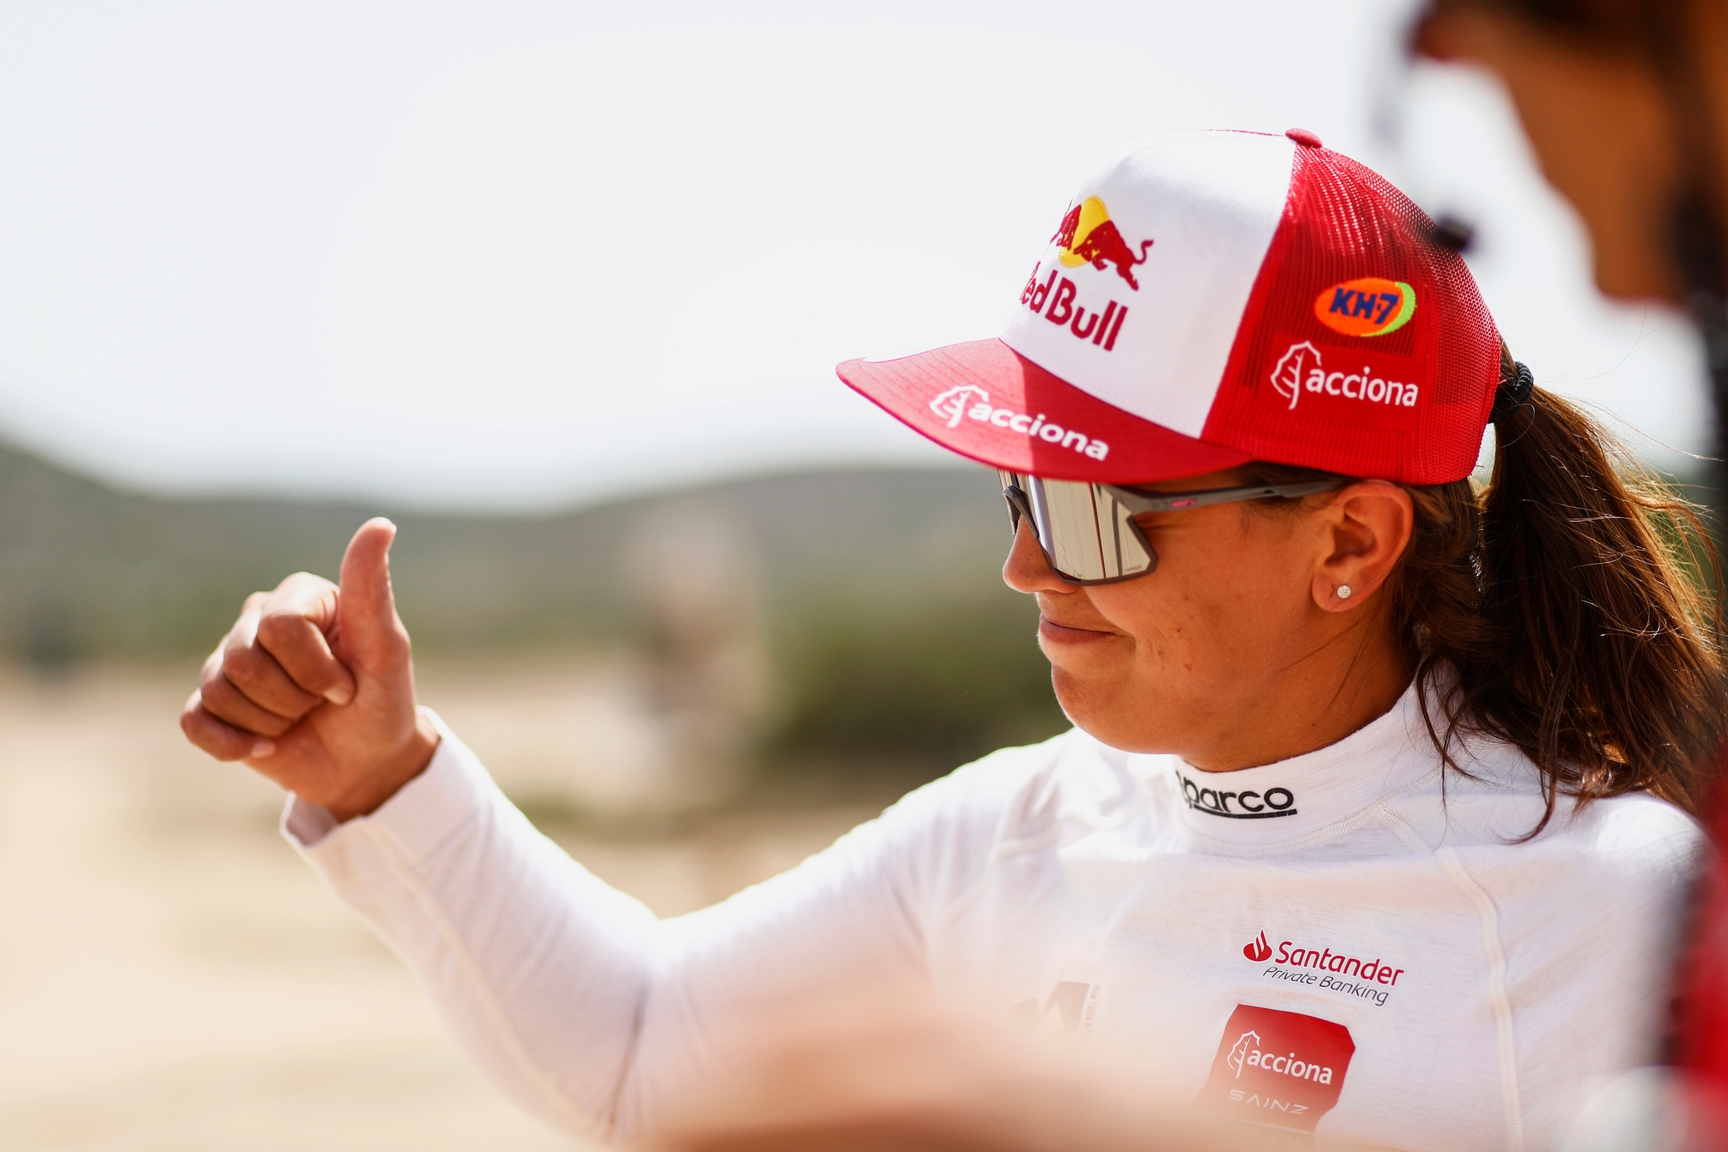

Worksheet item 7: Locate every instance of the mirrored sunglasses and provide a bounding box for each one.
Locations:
[999,470,1348,585]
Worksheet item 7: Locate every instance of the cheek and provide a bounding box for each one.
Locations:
[1091,538,1306,663]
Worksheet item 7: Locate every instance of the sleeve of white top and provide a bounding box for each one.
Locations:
[281,711,1038,1140]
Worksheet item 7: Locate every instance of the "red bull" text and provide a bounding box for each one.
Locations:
[1020,262,1128,350]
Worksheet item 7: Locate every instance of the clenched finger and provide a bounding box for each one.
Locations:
[217,636,323,721]
[181,690,277,762]
[198,663,300,738]
[254,574,357,704]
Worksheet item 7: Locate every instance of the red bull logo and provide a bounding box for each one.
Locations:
[1052,197,1155,290]
[1315,277,1416,337]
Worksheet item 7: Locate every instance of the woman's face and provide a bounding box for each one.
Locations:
[1002,472,1416,770]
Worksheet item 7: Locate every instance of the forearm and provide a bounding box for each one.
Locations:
[284,713,949,1140]
[285,714,659,1137]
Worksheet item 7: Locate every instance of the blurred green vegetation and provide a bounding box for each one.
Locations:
[766,593,1068,773]
[0,437,1069,775]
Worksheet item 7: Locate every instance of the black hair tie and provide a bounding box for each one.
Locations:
[1491,361,1535,424]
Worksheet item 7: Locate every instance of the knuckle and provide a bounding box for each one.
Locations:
[254,611,303,648]
[181,705,238,760]
[249,712,292,738]
[196,675,244,719]
[219,642,265,687]
[200,655,232,695]
[278,571,332,597]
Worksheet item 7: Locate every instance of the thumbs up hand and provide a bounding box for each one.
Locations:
[181,518,440,821]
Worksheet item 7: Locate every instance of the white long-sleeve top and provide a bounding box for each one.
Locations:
[284,683,1703,1150]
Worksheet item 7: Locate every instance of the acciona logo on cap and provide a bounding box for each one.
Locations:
[1179,770,1296,819]
[1270,341,1421,414]
[927,385,1110,461]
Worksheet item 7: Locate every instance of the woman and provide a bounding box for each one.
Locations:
[181,129,1725,1149]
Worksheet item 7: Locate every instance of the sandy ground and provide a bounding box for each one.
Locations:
[0,664,882,1151]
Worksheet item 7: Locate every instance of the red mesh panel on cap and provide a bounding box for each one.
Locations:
[1200,146,1500,484]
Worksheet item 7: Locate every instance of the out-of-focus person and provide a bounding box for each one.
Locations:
[1414,0,1728,480]
[1417,4,1728,1149]
[180,124,1728,1149]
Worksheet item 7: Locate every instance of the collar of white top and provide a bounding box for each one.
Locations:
[1131,680,1440,845]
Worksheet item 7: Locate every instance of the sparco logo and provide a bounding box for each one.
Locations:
[1178,771,1296,819]
[928,385,1110,461]
[1269,340,1422,412]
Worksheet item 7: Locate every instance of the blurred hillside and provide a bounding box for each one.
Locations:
[0,440,1067,775]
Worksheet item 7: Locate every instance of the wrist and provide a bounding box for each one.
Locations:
[326,710,441,823]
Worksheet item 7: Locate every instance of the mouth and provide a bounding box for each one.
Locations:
[1037,614,1118,644]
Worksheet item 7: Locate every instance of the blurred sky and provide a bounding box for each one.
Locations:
[0,0,1708,510]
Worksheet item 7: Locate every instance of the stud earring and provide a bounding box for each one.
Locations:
[1336,585,1354,600]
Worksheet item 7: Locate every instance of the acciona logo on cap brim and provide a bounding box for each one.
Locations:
[927,385,1110,461]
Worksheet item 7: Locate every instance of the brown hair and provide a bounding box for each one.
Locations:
[1244,348,1727,831]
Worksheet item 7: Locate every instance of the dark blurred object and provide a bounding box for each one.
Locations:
[1667,778,1728,1151]
[22,591,77,676]
[1416,0,1728,529]
[1430,215,1475,253]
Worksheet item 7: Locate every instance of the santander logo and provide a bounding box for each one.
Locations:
[1243,931,1273,963]
[1243,926,1405,1009]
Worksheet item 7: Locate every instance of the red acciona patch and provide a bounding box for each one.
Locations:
[1196,1005,1354,1133]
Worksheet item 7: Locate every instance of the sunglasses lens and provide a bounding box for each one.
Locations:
[1000,472,1156,583]
[998,470,1025,534]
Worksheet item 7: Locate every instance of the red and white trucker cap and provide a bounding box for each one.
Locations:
[836,129,1501,485]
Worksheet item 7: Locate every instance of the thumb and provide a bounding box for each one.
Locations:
[336,517,404,667]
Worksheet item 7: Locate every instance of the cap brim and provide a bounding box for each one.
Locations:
[837,338,1250,484]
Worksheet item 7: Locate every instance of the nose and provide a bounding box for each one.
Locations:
[1003,519,1073,594]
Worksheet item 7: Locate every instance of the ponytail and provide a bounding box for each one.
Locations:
[1244,348,1728,829]
[1428,349,1727,828]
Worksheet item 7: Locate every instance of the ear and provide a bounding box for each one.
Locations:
[1309,481,1414,613]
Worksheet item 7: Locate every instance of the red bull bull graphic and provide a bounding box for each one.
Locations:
[1019,263,1128,351]
[1052,197,1155,290]
[1314,277,1417,337]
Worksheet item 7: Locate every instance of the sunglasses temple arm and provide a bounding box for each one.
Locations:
[1111,479,1346,514]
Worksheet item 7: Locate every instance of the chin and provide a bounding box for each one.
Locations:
[1050,668,1164,754]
